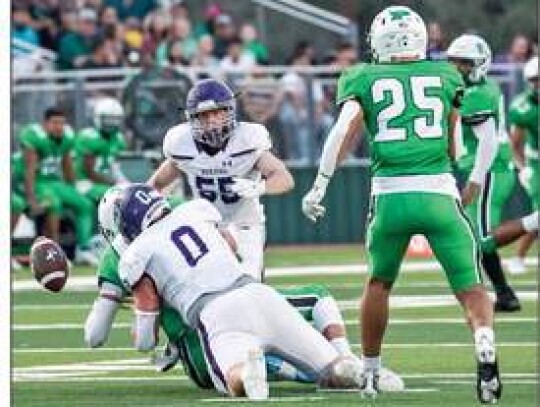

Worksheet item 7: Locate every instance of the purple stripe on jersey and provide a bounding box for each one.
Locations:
[171,154,194,160]
[230,148,256,158]
[197,319,227,390]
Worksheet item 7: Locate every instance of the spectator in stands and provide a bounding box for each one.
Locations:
[29,0,62,52]
[81,34,123,69]
[191,34,219,68]
[194,2,222,38]
[169,1,190,21]
[240,23,269,64]
[495,34,534,63]
[19,107,98,265]
[100,5,119,28]
[426,21,446,60]
[279,41,332,162]
[220,36,256,72]
[166,40,191,67]
[12,4,40,54]
[213,14,236,60]
[332,41,358,68]
[105,0,157,23]
[57,8,99,69]
[123,17,144,50]
[165,17,197,62]
[141,10,171,66]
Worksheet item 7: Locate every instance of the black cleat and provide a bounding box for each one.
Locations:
[477,359,502,404]
[494,289,521,313]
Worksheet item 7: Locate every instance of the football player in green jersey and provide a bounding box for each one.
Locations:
[75,97,128,202]
[507,56,539,274]
[447,34,521,312]
[302,6,501,403]
[19,107,98,265]
[85,186,404,392]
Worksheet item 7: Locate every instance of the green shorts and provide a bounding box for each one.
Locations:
[366,192,483,293]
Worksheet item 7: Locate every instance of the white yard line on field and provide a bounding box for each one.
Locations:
[13,257,538,291]
[14,314,536,331]
[338,291,538,310]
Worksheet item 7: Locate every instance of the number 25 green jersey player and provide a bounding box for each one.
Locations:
[302,5,501,403]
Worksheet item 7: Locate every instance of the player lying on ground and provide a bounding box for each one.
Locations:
[85,185,404,392]
[115,184,369,399]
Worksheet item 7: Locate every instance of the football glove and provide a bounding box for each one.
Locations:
[230,177,266,198]
[302,173,330,223]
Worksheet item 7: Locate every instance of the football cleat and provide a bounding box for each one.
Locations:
[506,257,526,275]
[494,288,521,313]
[477,359,502,404]
[242,348,269,400]
[360,369,380,399]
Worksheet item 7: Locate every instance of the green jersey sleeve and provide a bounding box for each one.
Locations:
[76,128,102,155]
[97,246,127,294]
[508,94,530,128]
[19,124,44,150]
[460,79,499,124]
[336,64,368,106]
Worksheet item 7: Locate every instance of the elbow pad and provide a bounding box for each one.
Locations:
[133,310,159,352]
[84,296,121,348]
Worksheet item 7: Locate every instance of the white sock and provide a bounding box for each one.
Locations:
[521,211,539,233]
[330,337,352,356]
[312,296,345,332]
[474,326,496,363]
[362,355,381,372]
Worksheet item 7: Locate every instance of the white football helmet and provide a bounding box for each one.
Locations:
[98,185,127,244]
[369,6,427,62]
[93,97,124,133]
[523,56,538,80]
[446,34,492,82]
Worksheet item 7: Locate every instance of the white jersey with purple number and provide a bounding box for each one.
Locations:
[118,199,245,322]
[162,121,272,225]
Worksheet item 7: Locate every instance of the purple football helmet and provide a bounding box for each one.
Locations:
[185,79,237,149]
[118,184,170,242]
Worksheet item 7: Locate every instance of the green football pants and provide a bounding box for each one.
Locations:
[366,192,483,293]
[35,180,94,247]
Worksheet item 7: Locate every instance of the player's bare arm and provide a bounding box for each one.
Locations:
[23,147,42,214]
[61,152,76,183]
[131,274,160,351]
[83,154,115,185]
[448,108,461,161]
[147,158,183,192]
[509,125,526,169]
[255,151,294,195]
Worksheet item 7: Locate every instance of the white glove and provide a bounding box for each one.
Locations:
[152,342,180,372]
[302,174,330,222]
[230,177,266,198]
[519,167,533,189]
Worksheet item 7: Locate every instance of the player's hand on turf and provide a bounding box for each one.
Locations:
[461,181,481,206]
[230,177,266,198]
[302,187,326,222]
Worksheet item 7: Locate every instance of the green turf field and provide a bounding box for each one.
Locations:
[12,246,538,406]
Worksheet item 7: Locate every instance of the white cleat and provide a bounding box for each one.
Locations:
[379,367,405,392]
[506,257,526,275]
[242,349,269,400]
[360,369,379,399]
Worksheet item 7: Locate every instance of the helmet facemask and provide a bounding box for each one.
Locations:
[186,100,236,149]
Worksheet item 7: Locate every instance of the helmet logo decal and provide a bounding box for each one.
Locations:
[390,10,410,20]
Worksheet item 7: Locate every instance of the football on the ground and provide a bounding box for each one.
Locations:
[30,237,70,292]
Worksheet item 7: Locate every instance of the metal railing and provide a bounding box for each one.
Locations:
[12,63,526,164]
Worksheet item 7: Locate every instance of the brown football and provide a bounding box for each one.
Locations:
[30,237,69,292]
